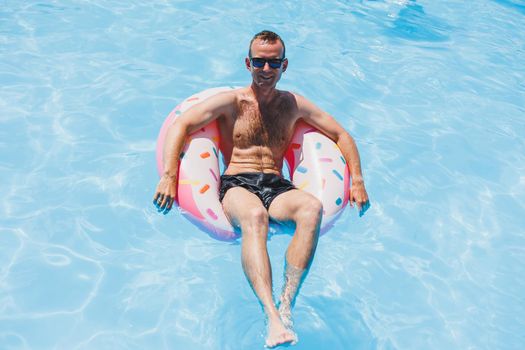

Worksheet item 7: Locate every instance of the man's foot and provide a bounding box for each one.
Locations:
[265,314,297,348]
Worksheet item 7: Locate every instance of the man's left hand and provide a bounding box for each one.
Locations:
[350,181,370,217]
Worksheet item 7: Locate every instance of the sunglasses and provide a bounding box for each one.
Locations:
[250,57,285,69]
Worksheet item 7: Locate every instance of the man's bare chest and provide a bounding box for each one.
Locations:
[232,105,294,149]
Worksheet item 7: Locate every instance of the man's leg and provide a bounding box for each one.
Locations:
[268,190,323,330]
[221,187,296,348]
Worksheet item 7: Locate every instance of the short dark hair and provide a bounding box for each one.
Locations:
[248,30,286,59]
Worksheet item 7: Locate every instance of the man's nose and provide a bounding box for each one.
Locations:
[263,62,272,71]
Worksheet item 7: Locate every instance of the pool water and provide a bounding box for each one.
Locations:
[1,1,524,349]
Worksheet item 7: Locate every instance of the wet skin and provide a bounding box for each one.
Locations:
[153,38,369,348]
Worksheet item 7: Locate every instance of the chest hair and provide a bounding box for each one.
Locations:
[233,97,294,150]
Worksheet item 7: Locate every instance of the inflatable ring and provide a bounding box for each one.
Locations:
[156,87,350,241]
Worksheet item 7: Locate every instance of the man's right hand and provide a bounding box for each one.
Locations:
[153,174,177,214]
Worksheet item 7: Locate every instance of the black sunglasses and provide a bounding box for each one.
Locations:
[250,57,285,69]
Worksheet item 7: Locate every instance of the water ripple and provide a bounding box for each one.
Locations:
[1,0,524,349]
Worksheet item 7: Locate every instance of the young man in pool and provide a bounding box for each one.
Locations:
[153,30,369,348]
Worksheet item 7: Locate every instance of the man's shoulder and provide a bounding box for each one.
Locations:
[281,91,314,109]
[201,88,242,108]
[225,86,253,103]
[276,89,308,102]
[273,89,300,104]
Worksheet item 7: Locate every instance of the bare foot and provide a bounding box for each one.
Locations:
[265,314,297,348]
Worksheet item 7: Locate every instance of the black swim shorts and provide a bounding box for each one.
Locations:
[219,173,296,209]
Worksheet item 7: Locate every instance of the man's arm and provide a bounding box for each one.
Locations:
[294,93,370,215]
[153,92,236,213]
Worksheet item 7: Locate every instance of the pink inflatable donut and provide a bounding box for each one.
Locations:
[156,87,350,241]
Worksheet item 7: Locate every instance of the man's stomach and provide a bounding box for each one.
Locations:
[222,146,284,176]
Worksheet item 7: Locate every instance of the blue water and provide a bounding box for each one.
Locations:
[1,1,524,349]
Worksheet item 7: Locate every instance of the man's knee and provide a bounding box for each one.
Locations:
[296,197,323,226]
[241,205,269,231]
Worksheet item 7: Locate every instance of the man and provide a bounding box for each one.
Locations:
[153,30,369,348]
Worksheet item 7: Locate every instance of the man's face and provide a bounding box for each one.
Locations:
[245,39,288,88]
